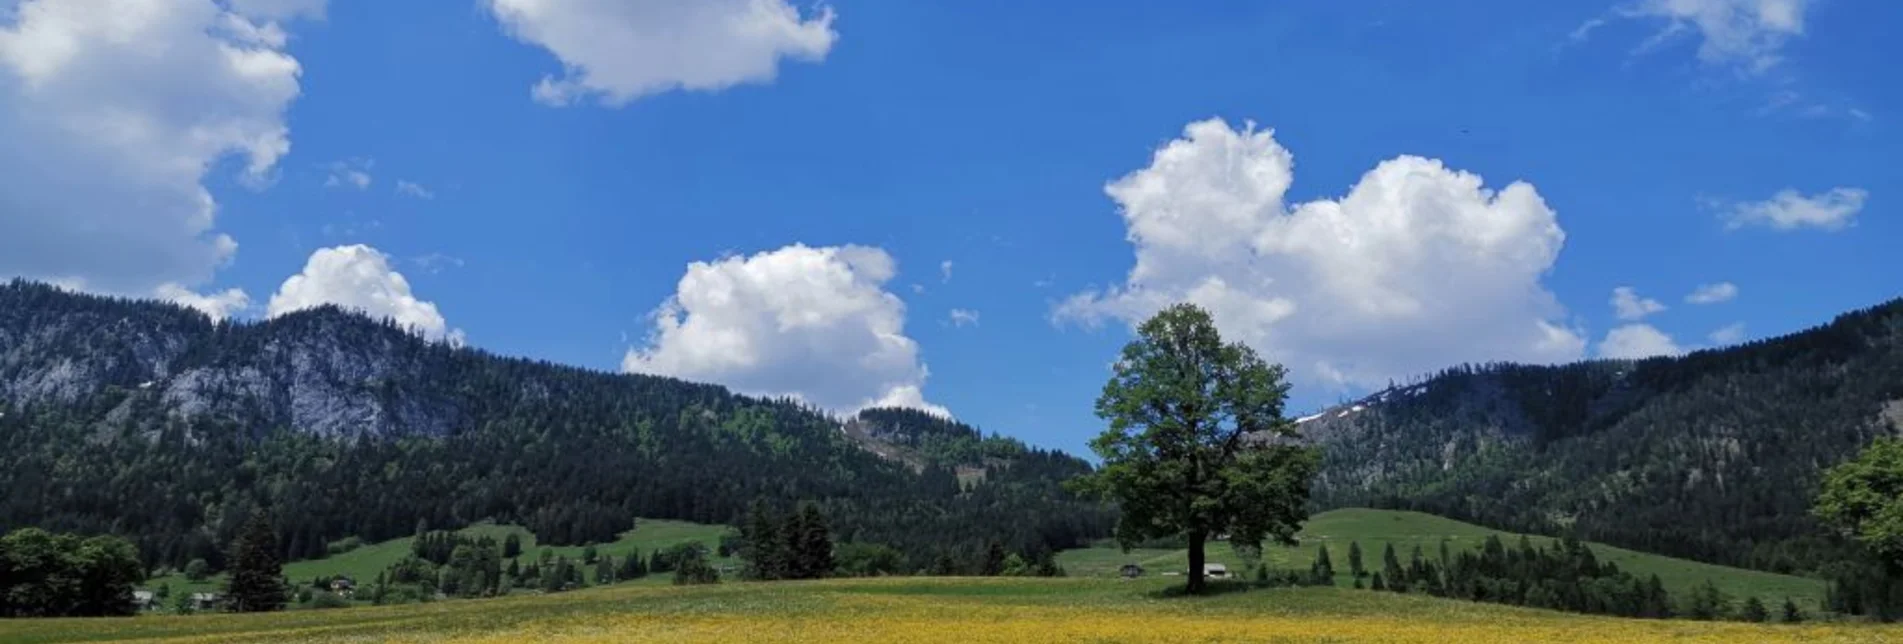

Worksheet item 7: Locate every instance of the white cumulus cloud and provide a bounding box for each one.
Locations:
[1724,187,1867,231]
[1598,323,1685,359]
[1685,281,1739,304]
[268,245,460,343]
[0,0,313,297]
[623,244,947,417]
[1058,118,1584,390]
[487,0,838,107]
[1611,286,1667,321]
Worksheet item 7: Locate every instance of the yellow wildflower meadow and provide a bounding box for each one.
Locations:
[5,578,1899,643]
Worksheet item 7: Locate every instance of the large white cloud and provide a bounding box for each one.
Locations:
[623,244,947,417]
[1058,118,1584,390]
[268,245,460,343]
[0,0,312,301]
[1724,187,1867,231]
[487,0,837,107]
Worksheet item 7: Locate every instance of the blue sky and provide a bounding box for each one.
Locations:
[2,0,1897,454]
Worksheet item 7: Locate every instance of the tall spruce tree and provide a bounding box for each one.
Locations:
[1381,543,1405,593]
[1348,541,1366,579]
[1311,544,1335,585]
[225,511,286,612]
[795,503,834,579]
[741,499,785,580]
[1781,597,1804,623]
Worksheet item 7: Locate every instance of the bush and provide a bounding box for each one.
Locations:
[326,537,365,556]
[310,592,351,610]
[184,558,210,582]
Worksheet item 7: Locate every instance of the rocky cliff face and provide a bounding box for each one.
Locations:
[0,281,462,439]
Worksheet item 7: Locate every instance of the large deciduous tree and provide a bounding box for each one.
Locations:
[1070,303,1319,594]
[1815,437,1903,571]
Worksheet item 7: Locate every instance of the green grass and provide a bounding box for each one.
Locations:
[142,518,733,601]
[8,576,1898,643]
[1058,508,1828,612]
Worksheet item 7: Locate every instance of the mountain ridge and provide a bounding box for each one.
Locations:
[1297,296,1903,573]
[0,280,1111,571]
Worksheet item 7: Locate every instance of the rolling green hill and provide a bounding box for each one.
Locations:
[8,577,1896,643]
[1058,508,1827,611]
[142,518,733,600]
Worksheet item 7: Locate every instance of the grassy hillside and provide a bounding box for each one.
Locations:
[1058,508,1828,611]
[142,518,732,599]
[7,577,1896,643]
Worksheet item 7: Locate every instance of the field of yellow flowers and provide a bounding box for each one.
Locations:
[4,578,1899,643]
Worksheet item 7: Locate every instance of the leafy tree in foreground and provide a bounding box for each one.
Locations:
[225,511,286,612]
[1815,437,1903,571]
[0,528,144,617]
[1069,304,1319,595]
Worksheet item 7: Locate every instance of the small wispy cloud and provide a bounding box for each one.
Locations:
[395,180,435,200]
[948,308,980,328]
[1708,322,1747,346]
[412,252,465,274]
[1685,282,1739,304]
[940,260,954,283]
[1611,286,1667,321]
[324,158,374,191]
[1723,187,1868,231]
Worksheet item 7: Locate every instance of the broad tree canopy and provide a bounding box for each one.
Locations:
[1071,303,1319,593]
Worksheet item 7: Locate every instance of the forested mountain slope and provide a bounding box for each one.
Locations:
[1301,297,1903,574]
[0,281,1111,571]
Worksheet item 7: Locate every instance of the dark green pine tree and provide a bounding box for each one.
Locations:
[1381,543,1405,593]
[741,499,785,580]
[1310,544,1335,585]
[1370,571,1387,592]
[795,503,834,579]
[503,533,522,559]
[1741,596,1768,622]
[982,540,1008,576]
[595,556,615,585]
[1347,541,1365,580]
[225,511,287,612]
[1780,597,1804,623]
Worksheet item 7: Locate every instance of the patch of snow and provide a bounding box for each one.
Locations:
[1351,404,1365,412]
[139,381,154,389]
[1295,412,1323,424]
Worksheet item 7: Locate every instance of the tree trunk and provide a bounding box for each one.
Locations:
[1186,530,1206,595]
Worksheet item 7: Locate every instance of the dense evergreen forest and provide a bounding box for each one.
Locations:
[0,281,1112,575]
[1304,297,1903,577]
